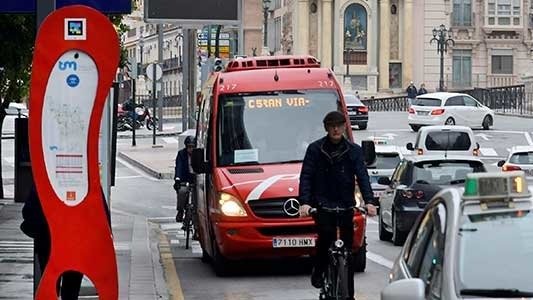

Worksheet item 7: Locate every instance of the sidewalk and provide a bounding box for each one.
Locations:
[117,129,194,180]
[0,195,169,300]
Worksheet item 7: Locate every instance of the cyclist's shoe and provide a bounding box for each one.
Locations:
[311,268,323,288]
[175,211,184,222]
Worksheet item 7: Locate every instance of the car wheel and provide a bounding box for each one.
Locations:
[392,212,407,246]
[445,117,455,126]
[482,115,492,130]
[353,237,367,272]
[359,123,368,130]
[409,125,420,132]
[379,212,392,241]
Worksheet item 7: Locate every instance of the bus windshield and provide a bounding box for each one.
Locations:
[217,89,340,166]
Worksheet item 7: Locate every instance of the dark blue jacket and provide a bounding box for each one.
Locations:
[299,136,376,208]
[174,148,193,183]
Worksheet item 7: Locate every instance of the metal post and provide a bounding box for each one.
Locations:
[152,63,157,145]
[181,29,190,132]
[188,30,197,129]
[158,24,164,131]
[439,48,444,92]
[131,79,136,146]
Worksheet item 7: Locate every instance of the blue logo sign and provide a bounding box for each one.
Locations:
[59,61,77,71]
[66,74,80,87]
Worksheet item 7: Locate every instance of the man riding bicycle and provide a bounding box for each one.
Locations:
[299,111,378,300]
[174,136,196,223]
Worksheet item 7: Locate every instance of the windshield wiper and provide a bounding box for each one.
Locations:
[460,288,533,297]
[449,179,465,185]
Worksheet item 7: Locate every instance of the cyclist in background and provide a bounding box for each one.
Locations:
[298,111,378,300]
[174,136,196,222]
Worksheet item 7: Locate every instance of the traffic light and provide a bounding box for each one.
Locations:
[213,58,224,72]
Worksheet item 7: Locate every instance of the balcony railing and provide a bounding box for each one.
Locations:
[488,74,517,87]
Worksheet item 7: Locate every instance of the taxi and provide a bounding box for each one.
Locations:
[382,171,533,299]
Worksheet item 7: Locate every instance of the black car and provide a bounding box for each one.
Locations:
[377,155,486,245]
[344,94,368,130]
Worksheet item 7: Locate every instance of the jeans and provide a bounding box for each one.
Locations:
[313,209,355,297]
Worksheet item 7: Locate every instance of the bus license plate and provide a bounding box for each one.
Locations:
[272,237,315,248]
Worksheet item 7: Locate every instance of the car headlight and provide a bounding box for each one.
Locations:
[219,193,248,217]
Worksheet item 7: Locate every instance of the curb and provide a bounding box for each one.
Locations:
[117,151,173,180]
[495,112,533,119]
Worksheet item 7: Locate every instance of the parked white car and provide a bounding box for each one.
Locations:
[3,102,28,137]
[406,125,480,157]
[408,92,494,132]
[497,145,533,178]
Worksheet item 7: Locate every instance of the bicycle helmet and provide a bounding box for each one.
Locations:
[323,111,346,128]
[184,136,196,146]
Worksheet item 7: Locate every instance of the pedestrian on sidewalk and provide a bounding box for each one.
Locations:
[418,83,428,96]
[406,81,417,106]
[20,185,83,300]
[174,136,196,223]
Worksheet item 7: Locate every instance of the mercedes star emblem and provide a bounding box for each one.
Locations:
[283,198,300,217]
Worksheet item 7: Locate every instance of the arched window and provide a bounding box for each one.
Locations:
[344,4,367,51]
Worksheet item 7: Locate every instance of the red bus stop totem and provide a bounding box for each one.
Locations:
[28,5,119,300]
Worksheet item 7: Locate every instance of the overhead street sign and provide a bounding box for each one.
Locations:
[0,0,131,13]
[145,0,241,25]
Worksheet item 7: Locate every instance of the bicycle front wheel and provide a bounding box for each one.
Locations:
[335,256,350,300]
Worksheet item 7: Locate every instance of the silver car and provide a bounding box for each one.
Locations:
[382,171,533,299]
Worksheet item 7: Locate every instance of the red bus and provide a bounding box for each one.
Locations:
[191,55,367,275]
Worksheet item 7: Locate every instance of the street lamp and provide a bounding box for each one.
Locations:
[430,24,455,92]
[262,0,271,48]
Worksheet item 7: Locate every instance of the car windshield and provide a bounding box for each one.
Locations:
[425,131,472,151]
[372,153,401,169]
[413,98,442,106]
[217,89,339,166]
[412,160,485,185]
[458,211,533,291]
[509,152,533,164]
[344,94,363,106]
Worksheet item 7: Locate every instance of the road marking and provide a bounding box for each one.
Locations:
[116,156,158,181]
[163,137,179,144]
[367,251,394,269]
[475,133,491,141]
[161,205,176,210]
[525,132,533,146]
[480,148,498,156]
[159,233,185,300]
[161,223,181,230]
[170,239,179,245]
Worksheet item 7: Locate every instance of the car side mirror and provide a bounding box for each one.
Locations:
[406,142,414,151]
[361,140,376,167]
[377,176,391,186]
[497,160,505,167]
[191,148,209,174]
[381,278,425,300]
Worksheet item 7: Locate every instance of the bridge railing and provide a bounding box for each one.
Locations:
[365,84,532,116]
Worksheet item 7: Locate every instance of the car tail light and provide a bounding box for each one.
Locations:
[431,108,445,115]
[503,164,522,171]
[416,148,424,155]
[408,107,415,114]
[357,106,369,113]
[401,189,425,199]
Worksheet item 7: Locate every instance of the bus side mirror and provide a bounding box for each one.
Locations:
[406,143,414,151]
[361,140,376,167]
[191,148,208,174]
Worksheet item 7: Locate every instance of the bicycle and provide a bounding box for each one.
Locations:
[180,182,196,250]
[309,206,367,300]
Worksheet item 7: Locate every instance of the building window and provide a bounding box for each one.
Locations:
[491,54,513,74]
[452,50,472,87]
[453,0,472,26]
[487,0,521,26]
[343,3,367,65]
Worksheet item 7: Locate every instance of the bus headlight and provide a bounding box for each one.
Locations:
[219,193,248,217]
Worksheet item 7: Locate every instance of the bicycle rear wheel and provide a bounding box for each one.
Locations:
[184,205,192,249]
